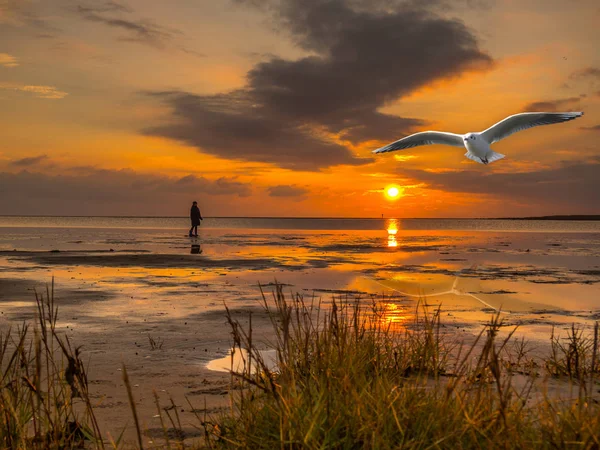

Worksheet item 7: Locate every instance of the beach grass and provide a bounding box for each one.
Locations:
[202,285,600,449]
[2,282,600,449]
[0,280,104,449]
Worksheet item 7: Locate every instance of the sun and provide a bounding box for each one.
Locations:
[385,185,402,200]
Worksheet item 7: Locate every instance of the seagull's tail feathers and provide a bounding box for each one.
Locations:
[487,151,505,163]
[465,152,485,164]
[465,151,505,164]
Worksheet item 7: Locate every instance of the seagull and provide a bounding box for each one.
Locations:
[372,111,584,165]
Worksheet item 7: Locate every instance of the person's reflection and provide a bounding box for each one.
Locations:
[190,243,202,254]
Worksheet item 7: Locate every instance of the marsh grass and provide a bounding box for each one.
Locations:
[0,282,185,450]
[0,280,103,449]
[148,336,164,351]
[546,323,600,384]
[2,281,600,449]
[202,284,600,449]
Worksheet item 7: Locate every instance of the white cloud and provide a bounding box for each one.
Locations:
[0,53,18,67]
[0,82,68,99]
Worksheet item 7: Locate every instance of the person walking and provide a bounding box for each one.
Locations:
[189,201,202,237]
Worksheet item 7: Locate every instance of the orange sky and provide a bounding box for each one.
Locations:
[1,0,599,217]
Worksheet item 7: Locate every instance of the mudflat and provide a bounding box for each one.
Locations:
[1,222,599,445]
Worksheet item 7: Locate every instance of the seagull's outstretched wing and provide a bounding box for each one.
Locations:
[372,131,464,154]
[481,112,583,145]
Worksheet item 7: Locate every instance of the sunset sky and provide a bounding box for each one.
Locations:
[1,0,599,218]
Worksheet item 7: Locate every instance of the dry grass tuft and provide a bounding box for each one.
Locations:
[0,279,103,449]
[201,284,600,449]
[3,281,600,449]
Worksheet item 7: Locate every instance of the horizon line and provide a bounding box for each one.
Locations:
[0,214,598,220]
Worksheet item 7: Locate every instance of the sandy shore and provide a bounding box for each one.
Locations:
[1,227,599,445]
[0,276,291,446]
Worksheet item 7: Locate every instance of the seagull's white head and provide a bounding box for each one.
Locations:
[463,133,477,142]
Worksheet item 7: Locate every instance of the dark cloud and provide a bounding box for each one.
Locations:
[0,169,253,215]
[71,1,207,56]
[73,2,206,55]
[76,1,132,14]
[144,90,367,171]
[73,1,208,55]
[174,174,252,197]
[10,154,48,167]
[401,157,600,210]
[146,0,492,171]
[569,67,600,80]
[522,97,581,112]
[581,124,600,131]
[267,185,309,197]
[0,0,60,33]
[75,8,177,48]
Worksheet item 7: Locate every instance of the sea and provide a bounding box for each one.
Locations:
[0,215,599,343]
[0,215,599,232]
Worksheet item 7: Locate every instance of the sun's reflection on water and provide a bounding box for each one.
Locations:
[388,235,397,247]
[386,219,398,247]
[377,302,408,327]
[386,219,399,235]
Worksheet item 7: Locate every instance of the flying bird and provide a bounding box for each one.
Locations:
[372,112,584,164]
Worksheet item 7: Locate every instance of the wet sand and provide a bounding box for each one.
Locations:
[0,225,599,445]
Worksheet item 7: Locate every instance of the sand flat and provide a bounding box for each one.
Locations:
[1,220,599,445]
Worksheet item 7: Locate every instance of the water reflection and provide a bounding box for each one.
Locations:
[386,219,399,235]
[207,348,277,373]
[386,219,398,247]
[369,265,565,315]
[190,243,202,254]
[378,302,408,326]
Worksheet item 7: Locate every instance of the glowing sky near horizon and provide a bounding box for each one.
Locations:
[0,0,599,217]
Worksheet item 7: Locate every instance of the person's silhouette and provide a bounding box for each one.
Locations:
[189,201,202,237]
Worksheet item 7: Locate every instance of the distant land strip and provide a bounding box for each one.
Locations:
[498,215,600,221]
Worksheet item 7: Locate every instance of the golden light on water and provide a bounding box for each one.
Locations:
[386,218,398,247]
[379,303,408,327]
[388,235,397,247]
[387,218,398,235]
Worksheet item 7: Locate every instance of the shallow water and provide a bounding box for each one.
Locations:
[1,215,599,232]
[0,217,599,343]
[206,348,278,373]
